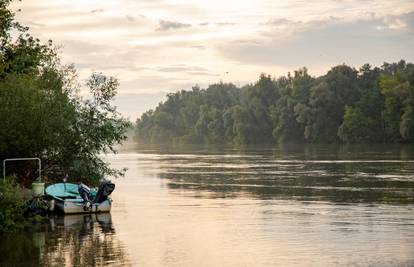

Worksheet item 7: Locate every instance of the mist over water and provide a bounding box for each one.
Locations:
[2,144,414,266]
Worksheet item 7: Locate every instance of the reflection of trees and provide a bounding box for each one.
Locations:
[0,231,42,266]
[0,214,130,267]
[167,181,414,203]
[156,144,414,204]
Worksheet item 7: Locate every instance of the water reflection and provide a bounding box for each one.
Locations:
[0,214,130,267]
[2,144,414,267]
[133,144,414,203]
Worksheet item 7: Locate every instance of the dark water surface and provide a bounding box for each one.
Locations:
[2,144,414,266]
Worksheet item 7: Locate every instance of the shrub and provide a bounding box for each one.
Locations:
[0,178,27,232]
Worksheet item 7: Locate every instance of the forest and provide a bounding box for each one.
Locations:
[135,61,414,144]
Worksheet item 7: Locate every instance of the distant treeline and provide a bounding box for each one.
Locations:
[135,61,414,144]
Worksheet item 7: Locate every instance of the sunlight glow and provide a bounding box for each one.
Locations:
[11,0,414,118]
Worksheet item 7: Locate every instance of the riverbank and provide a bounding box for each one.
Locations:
[0,179,47,232]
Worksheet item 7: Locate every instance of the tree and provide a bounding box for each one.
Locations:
[0,1,130,185]
[242,74,278,143]
[293,65,359,143]
[135,61,414,145]
[338,64,384,143]
[271,68,313,143]
[380,61,414,142]
[338,106,378,143]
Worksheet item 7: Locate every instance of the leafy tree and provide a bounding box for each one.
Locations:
[338,106,378,143]
[380,61,414,142]
[338,64,384,143]
[272,68,313,143]
[135,61,414,145]
[242,74,278,143]
[0,1,130,185]
[293,65,359,143]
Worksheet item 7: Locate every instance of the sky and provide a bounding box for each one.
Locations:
[11,0,414,120]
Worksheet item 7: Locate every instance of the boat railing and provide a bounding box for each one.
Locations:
[2,157,41,182]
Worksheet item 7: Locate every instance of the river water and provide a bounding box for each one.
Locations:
[1,144,414,266]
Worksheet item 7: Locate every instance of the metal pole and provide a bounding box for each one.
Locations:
[3,157,41,182]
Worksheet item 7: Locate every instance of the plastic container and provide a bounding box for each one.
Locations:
[32,182,45,196]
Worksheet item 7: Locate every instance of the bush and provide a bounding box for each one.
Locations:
[0,178,27,232]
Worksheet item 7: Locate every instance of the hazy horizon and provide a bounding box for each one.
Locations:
[12,0,414,120]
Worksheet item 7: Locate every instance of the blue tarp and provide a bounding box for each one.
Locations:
[45,183,97,202]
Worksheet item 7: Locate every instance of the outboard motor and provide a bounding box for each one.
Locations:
[93,180,115,204]
[78,182,92,211]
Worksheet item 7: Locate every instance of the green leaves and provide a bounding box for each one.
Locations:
[87,73,119,106]
[379,61,414,142]
[0,1,130,186]
[0,179,26,232]
[135,61,414,145]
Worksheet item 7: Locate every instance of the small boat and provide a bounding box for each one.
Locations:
[45,181,115,214]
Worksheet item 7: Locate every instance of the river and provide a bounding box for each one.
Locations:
[1,144,414,266]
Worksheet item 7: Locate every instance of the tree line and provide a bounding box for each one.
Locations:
[135,61,414,144]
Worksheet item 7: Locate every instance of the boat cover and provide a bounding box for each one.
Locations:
[45,183,97,201]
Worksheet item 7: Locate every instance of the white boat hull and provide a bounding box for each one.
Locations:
[54,199,112,214]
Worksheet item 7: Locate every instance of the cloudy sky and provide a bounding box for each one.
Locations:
[12,0,414,120]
